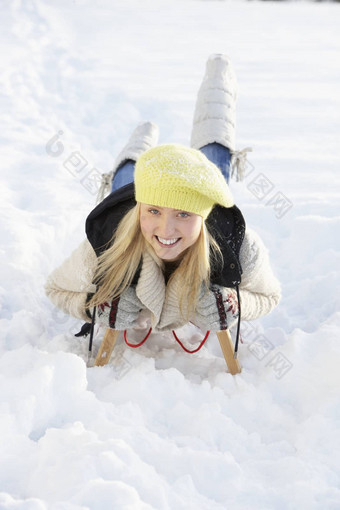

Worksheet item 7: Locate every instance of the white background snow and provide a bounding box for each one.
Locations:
[1,0,340,508]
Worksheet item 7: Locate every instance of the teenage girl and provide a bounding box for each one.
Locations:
[45,54,281,356]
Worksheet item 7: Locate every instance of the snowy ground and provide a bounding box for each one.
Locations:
[1,0,340,508]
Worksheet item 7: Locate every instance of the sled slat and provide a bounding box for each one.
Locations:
[94,329,119,366]
[217,330,242,375]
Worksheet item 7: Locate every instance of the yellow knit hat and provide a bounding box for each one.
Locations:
[134,144,234,219]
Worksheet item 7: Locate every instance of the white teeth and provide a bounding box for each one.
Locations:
[157,236,179,246]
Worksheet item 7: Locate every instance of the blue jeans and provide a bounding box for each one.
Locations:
[111,142,231,192]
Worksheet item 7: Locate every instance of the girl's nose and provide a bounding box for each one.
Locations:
[159,215,175,237]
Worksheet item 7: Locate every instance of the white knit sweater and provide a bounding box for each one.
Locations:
[45,228,281,331]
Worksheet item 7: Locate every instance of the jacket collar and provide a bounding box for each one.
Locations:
[135,251,186,330]
[135,250,165,327]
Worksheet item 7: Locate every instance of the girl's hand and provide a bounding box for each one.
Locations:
[194,285,239,331]
[97,287,145,330]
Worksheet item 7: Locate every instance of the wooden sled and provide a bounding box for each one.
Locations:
[94,328,241,375]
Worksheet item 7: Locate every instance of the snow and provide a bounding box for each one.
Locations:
[1,0,340,508]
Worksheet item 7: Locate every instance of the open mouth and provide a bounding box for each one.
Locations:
[156,236,181,247]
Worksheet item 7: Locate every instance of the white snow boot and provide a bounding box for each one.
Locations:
[96,121,159,203]
[113,121,159,173]
[190,54,237,152]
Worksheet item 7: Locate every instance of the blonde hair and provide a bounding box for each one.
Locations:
[88,203,222,320]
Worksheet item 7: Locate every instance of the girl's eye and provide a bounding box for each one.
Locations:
[178,212,189,218]
[149,209,159,215]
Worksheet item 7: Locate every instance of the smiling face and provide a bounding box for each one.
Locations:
[139,203,203,261]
